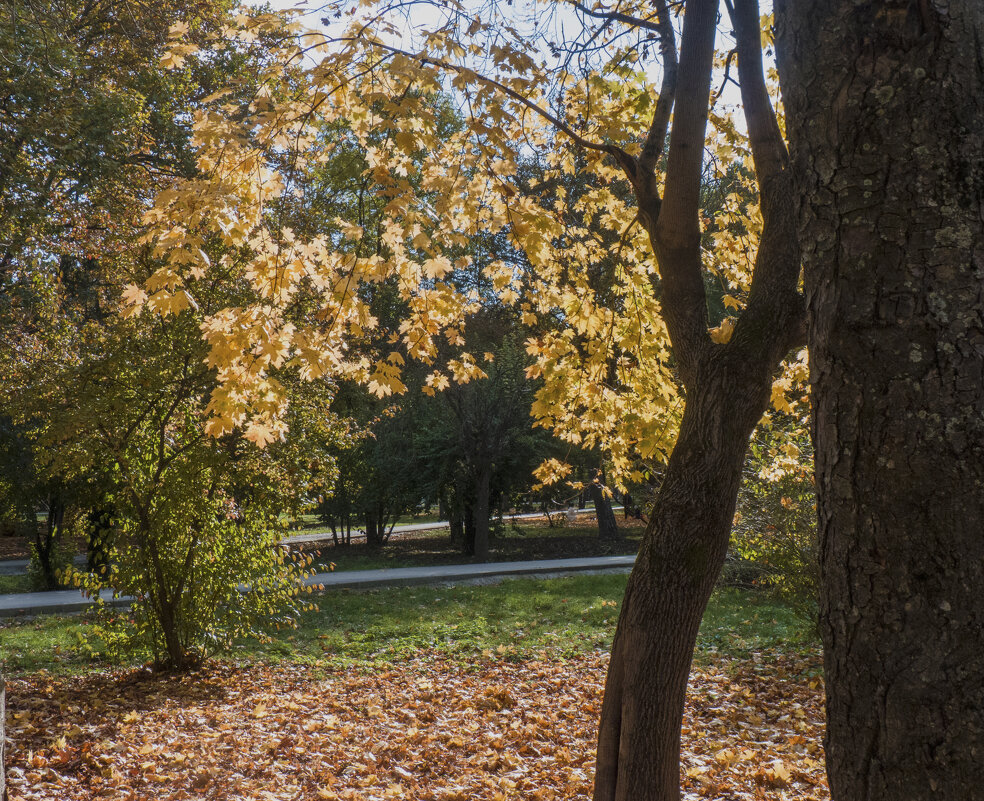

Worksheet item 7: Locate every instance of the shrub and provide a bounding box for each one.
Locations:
[69,490,316,670]
[729,421,819,626]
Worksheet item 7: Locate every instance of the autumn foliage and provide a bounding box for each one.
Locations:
[6,651,826,801]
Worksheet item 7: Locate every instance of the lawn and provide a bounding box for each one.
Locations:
[0,573,30,594]
[0,575,809,675]
[2,577,825,801]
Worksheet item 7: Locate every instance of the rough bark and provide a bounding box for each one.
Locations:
[1,672,5,801]
[594,353,783,799]
[592,1,804,798]
[775,2,984,797]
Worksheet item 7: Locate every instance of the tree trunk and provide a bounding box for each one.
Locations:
[591,1,804,793]
[776,3,984,797]
[472,465,492,562]
[589,468,619,540]
[593,353,779,800]
[35,497,64,589]
[1,671,5,801]
[449,514,464,549]
[157,597,188,671]
[365,510,385,548]
[462,502,475,554]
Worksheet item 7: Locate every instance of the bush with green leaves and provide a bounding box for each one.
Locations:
[68,480,318,670]
[50,294,341,670]
[729,419,818,626]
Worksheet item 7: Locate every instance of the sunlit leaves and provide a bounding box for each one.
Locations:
[135,0,802,488]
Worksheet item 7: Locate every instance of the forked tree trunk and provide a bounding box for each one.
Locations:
[365,510,385,548]
[591,1,803,796]
[776,3,984,797]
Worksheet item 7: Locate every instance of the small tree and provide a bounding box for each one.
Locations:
[318,394,425,548]
[46,291,342,669]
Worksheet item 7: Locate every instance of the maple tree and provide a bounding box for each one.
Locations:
[0,0,354,671]
[126,0,811,796]
[776,2,984,798]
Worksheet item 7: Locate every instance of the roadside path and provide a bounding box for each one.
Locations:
[0,554,636,617]
[0,507,620,574]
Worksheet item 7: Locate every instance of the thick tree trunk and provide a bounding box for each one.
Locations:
[776,4,984,798]
[593,354,777,801]
[589,468,619,540]
[1,672,5,801]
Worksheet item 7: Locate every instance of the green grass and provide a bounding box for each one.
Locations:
[0,575,813,677]
[0,574,31,594]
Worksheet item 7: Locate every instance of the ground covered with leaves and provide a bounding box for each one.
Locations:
[4,576,824,800]
[7,650,825,801]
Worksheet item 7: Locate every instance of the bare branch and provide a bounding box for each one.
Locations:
[656,0,717,244]
[724,0,803,363]
[569,0,665,35]
[648,0,720,381]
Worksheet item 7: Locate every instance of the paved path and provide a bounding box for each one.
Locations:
[0,554,636,617]
[0,507,619,574]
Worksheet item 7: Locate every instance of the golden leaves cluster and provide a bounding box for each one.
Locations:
[133,3,803,483]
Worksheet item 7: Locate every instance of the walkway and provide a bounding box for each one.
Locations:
[0,507,618,574]
[0,554,636,617]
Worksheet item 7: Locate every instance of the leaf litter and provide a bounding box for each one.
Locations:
[6,650,827,800]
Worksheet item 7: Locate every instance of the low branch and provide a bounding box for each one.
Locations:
[337,37,635,172]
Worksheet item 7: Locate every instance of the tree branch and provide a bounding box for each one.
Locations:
[727,0,788,191]
[725,0,804,362]
[648,0,719,380]
[569,0,665,35]
[638,0,677,177]
[339,37,633,168]
[656,0,718,245]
